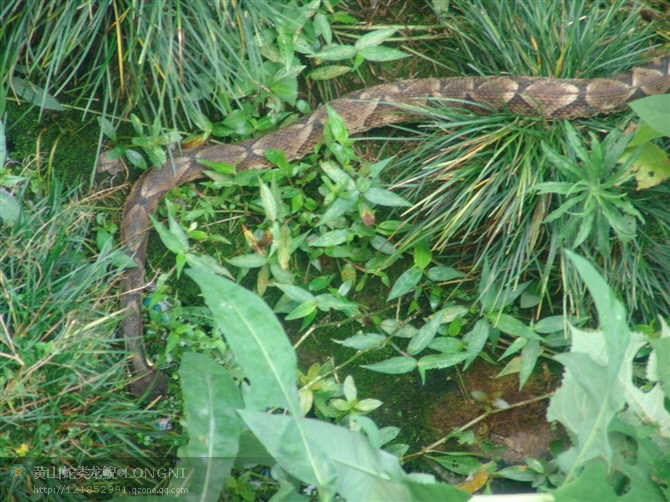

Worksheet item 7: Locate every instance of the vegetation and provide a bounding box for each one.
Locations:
[1,0,669,500]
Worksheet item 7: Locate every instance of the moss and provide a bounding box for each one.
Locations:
[5,101,100,186]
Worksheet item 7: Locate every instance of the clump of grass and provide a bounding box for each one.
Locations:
[0,161,177,499]
[0,1,275,129]
[392,0,669,320]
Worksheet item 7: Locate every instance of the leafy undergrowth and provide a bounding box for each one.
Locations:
[2,0,670,500]
[142,251,670,501]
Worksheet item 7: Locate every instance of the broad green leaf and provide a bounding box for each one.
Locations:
[362,356,417,374]
[274,283,317,303]
[519,339,541,388]
[334,333,386,350]
[499,337,527,359]
[285,300,317,320]
[320,160,356,187]
[320,195,358,225]
[387,266,423,301]
[463,319,490,368]
[427,266,464,282]
[259,178,278,222]
[408,308,447,355]
[566,251,628,381]
[326,104,348,142]
[362,186,412,207]
[239,412,336,495]
[239,412,467,500]
[535,316,565,334]
[550,462,617,502]
[0,190,21,226]
[631,142,670,190]
[98,117,117,141]
[629,94,670,136]
[309,65,351,80]
[494,465,537,482]
[313,13,332,45]
[11,77,63,110]
[413,241,431,270]
[309,229,351,247]
[487,313,544,341]
[150,214,188,255]
[429,454,481,476]
[418,352,471,371]
[354,27,398,49]
[428,337,465,354]
[226,253,267,268]
[170,353,243,500]
[310,44,358,61]
[359,46,408,62]
[125,148,146,169]
[186,268,299,411]
[649,319,670,398]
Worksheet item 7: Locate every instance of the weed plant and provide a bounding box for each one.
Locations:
[0,162,178,498]
[392,0,670,320]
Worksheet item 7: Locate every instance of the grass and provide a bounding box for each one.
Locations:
[2,0,669,499]
[0,163,179,499]
[390,0,670,321]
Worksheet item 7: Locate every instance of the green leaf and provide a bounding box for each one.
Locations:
[333,333,386,350]
[354,27,398,49]
[429,454,481,476]
[417,352,471,371]
[0,190,22,226]
[170,353,243,500]
[311,44,358,61]
[285,300,317,320]
[226,254,267,268]
[309,229,351,247]
[362,186,412,207]
[631,142,670,190]
[326,104,348,142]
[629,94,670,135]
[259,178,278,222]
[11,77,63,111]
[362,356,417,374]
[239,412,337,495]
[496,465,537,482]
[309,65,352,80]
[124,148,146,169]
[413,241,432,270]
[519,339,541,388]
[387,267,423,301]
[150,214,188,255]
[487,313,544,341]
[239,412,467,500]
[428,337,465,354]
[274,283,317,303]
[186,269,299,411]
[427,266,463,282]
[550,462,617,501]
[98,117,117,141]
[358,46,408,62]
[320,193,358,225]
[408,308,448,355]
[535,316,565,334]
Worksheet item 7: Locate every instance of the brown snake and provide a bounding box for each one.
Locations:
[120,55,670,399]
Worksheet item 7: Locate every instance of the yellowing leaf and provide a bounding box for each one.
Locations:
[456,463,492,493]
[629,143,670,190]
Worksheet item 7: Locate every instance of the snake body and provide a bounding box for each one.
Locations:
[121,56,670,399]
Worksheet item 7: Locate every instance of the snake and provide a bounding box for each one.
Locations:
[120,55,670,399]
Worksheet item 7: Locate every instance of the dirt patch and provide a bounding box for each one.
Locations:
[428,360,562,464]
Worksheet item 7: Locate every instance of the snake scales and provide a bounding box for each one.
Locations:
[120,55,670,399]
